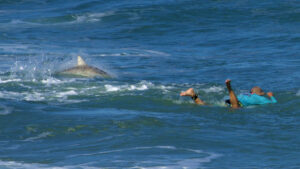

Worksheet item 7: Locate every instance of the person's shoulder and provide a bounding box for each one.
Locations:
[252,94,269,100]
[252,94,263,97]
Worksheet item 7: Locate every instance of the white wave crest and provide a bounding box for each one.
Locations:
[24,92,45,101]
[0,79,174,103]
[203,86,224,93]
[24,132,52,142]
[74,11,114,23]
[0,91,46,102]
[104,81,172,93]
[104,82,150,92]
[41,78,62,85]
[176,152,221,169]
[0,160,98,169]
[3,11,114,28]
[95,48,170,58]
[0,78,22,84]
[128,84,148,90]
[104,84,120,92]
[56,90,78,98]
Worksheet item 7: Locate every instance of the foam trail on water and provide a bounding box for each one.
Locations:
[74,11,115,23]
[23,132,52,142]
[0,78,22,84]
[0,160,98,169]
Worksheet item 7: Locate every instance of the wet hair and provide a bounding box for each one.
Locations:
[250,86,265,96]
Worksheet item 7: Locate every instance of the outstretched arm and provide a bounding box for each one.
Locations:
[180,88,206,105]
[225,79,240,108]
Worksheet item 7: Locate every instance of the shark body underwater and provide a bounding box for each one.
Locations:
[56,56,110,78]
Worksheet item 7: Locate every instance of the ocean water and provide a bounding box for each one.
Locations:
[0,0,299,168]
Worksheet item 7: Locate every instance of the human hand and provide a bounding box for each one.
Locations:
[225,79,231,84]
[225,79,232,89]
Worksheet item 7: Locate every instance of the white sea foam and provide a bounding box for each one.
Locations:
[0,78,22,83]
[134,148,221,169]
[0,160,45,169]
[24,92,45,101]
[121,48,170,57]
[98,53,126,57]
[24,132,52,142]
[56,99,87,104]
[56,90,77,98]
[0,79,173,103]
[128,84,148,91]
[105,84,120,92]
[0,160,97,169]
[0,91,32,101]
[104,82,151,92]
[0,91,21,100]
[41,78,63,85]
[143,49,170,56]
[0,146,221,169]
[296,90,300,96]
[4,11,114,28]
[203,86,224,93]
[96,48,170,58]
[0,88,78,103]
[74,11,114,23]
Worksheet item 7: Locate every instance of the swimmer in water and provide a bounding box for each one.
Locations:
[180,79,277,108]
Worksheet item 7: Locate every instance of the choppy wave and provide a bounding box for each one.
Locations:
[0,73,292,107]
[0,1,299,168]
[0,77,173,103]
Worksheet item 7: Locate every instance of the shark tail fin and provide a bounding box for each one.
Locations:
[77,56,87,66]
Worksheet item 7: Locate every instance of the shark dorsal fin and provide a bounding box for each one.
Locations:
[77,56,87,66]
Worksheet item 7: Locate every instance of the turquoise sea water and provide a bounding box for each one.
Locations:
[0,0,299,168]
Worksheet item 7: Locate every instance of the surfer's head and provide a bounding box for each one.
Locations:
[250,86,265,96]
